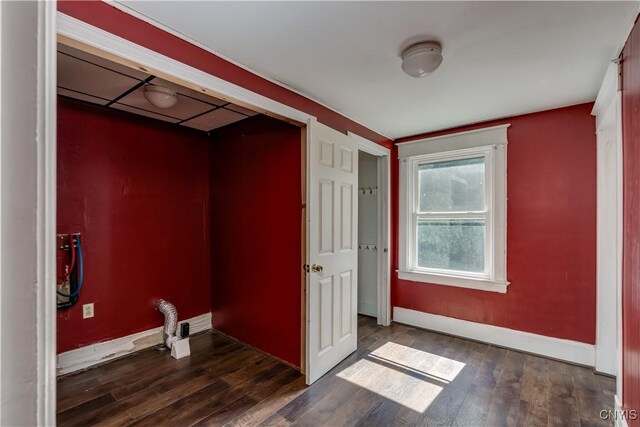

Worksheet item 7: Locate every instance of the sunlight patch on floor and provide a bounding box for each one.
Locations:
[336,342,465,413]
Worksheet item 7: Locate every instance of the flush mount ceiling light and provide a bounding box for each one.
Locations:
[401,42,443,78]
[143,85,178,108]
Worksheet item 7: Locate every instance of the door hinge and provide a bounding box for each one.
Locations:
[303,264,310,273]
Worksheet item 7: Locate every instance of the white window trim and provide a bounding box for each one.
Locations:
[397,124,509,293]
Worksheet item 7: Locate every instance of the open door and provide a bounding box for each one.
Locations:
[306,120,359,384]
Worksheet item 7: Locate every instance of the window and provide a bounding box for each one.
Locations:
[398,125,509,293]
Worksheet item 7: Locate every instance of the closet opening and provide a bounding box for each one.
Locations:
[358,151,380,319]
[55,40,305,402]
[353,134,392,327]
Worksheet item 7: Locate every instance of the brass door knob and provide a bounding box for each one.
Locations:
[311,264,324,273]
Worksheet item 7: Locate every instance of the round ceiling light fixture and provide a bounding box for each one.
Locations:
[143,85,178,108]
[401,41,443,78]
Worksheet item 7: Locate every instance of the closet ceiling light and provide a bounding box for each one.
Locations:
[144,85,178,108]
[401,41,443,78]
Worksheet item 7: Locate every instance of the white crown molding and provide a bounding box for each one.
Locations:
[56,312,212,375]
[394,307,595,366]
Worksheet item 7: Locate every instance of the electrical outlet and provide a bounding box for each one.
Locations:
[82,303,94,319]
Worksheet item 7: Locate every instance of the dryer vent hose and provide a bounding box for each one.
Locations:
[156,299,179,349]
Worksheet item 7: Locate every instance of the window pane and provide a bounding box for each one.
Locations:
[419,157,485,212]
[417,219,485,273]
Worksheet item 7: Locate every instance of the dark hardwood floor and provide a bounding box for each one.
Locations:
[57,316,615,426]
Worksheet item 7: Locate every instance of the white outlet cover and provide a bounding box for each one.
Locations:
[82,303,94,319]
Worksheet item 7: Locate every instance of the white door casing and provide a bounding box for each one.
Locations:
[596,102,619,376]
[306,120,358,385]
[593,61,622,379]
[1,2,57,424]
[349,131,391,327]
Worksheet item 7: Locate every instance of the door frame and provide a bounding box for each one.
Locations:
[348,132,392,327]
[3,1,58,424]
[593,61,623,380]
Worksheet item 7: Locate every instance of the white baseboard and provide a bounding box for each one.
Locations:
[57,312,212,375]
[393,307,595,366]
[358,300,378,318]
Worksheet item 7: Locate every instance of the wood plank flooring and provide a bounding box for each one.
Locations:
[57,316,615,426]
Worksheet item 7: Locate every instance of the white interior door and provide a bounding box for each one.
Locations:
[306,120,358,385]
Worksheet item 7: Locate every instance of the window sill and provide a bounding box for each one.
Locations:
[397,270,509,293]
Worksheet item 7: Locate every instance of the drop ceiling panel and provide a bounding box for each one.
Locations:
[226,104,259,116]
[151,78,227,106]
[181,108,246,131]
[117,86,213,120]
[58,53,143,101]
[58,44,151,81]
[57,87,108,106]
[57,43,254,132]
[111,103,181,124]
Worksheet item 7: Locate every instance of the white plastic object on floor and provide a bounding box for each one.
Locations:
[171,338,190,359]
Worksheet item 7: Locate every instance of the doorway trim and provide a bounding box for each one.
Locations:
[39,3,59,425]
[349,132,391,327]
[592,61,622,379]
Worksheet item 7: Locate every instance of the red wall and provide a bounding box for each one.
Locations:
[209,116,302,367]
[57,1,392,150]
[393,103,597,344]
[622,14,640,425]
[57,98,211,353]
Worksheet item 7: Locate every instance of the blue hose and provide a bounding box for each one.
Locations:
[57,236,83,299]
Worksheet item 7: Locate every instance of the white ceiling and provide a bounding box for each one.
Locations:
[117,1,637,139]
[57,44,258,132]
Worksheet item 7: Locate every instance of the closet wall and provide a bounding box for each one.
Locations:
[209,115,302,367]
[57,97,212,353]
